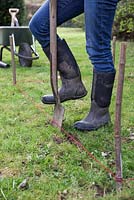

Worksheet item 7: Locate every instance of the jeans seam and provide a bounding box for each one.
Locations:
[100,0,104,51]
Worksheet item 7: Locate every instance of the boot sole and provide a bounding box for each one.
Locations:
[74,122,109,132]
[41,91,87,104]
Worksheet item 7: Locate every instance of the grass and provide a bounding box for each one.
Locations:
[0,27,134,200]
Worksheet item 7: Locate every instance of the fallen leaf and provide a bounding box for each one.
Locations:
[18,178,29,190]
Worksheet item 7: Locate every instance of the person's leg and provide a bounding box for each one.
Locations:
[29,0,84,48]
[74,0,119,131]
[29,0,87,104]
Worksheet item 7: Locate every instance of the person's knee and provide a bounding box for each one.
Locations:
[29,18,35,36]
[29,15,49,38]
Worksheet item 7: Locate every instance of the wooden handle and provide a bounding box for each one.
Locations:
[50,0,59,103]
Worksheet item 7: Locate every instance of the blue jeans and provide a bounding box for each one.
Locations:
[29,0,118,72]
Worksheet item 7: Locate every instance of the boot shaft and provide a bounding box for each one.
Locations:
[91,70,116,108]
[43,39,80,79]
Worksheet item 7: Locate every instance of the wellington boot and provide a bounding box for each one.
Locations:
[42,39,87,104]
[74,70,115,131]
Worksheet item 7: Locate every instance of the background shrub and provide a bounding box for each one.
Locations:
[113,0,134,40]
[0,0,26,26]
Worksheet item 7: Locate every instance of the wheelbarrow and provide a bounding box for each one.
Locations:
[0,8,39,68]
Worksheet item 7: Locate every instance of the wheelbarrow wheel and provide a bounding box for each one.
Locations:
[18,43,32,67]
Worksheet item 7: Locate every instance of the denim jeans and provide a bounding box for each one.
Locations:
[29,0,118,72]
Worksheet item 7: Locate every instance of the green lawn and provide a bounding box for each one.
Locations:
[0,28,134,200]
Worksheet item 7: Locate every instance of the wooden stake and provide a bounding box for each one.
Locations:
[114,42,127,191]
[9,34,16,85]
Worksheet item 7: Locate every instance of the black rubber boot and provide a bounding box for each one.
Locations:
[74,70,116,131]
[41,39,87,104]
